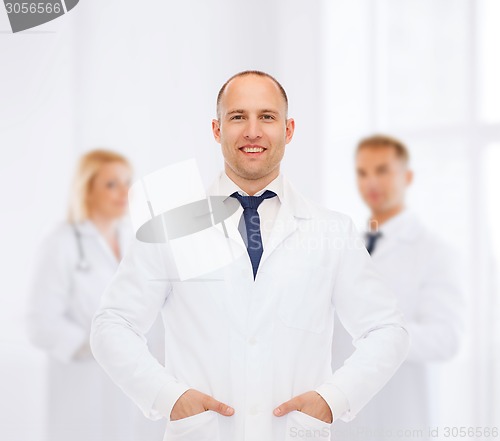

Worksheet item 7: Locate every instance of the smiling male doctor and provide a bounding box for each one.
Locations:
[90,70,410,441]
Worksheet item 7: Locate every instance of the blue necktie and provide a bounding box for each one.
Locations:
[230,190,277,279]
[365,231,382,255]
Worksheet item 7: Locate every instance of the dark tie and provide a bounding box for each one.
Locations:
[230,190,277,279]
[365,231,382,255]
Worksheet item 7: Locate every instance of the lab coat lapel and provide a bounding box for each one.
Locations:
[117,219,133,261]
[206,174,248,255]
[374,210,420,260]
[259,199,298,266]
[77,220,122,269]
[259,176,312,267]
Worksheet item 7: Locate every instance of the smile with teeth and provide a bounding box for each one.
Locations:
[241,147,265,153]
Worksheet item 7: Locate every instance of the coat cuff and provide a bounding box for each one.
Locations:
[152,382,192,420]
[314,384,350,423]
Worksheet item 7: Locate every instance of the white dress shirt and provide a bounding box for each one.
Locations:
[218,171,283,250]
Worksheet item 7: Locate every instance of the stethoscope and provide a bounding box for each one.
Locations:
[72,224,91,272]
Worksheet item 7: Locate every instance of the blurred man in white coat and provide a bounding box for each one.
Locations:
[332,135,465,441]
[90,72,410,441]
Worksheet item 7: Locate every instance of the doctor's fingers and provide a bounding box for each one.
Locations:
[202,394,235,416]
[170,389,234,420]
[273,392,309,417]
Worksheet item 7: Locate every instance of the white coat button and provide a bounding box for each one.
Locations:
[248,337,257,345]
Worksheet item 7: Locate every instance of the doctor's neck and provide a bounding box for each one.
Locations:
[225,165,280,196]
[89,212,120,239]
[369,204,405,230]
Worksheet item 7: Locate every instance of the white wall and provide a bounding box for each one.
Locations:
[0,8,77,439]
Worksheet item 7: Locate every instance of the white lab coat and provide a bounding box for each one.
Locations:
[331,209,465,441]
[27,219,166,441]
[90,172,410,441]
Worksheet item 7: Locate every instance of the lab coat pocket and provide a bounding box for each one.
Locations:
[277,262,331,334]
[285,410,332,441]
[164,410,220,441]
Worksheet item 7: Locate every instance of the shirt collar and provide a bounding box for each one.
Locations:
[207,170,312,219]
[217,170,284,203]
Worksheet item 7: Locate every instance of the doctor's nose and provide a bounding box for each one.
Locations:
[243,119,263,140]
[118,183,130,198]
[362,174,380,188]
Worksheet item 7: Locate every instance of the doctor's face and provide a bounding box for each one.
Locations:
[356,146,412,214]
[212,75,295,184]
[87,161,131,220]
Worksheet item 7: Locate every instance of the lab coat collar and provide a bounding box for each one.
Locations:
[207,170,313,220]
[73,219,99,236]
[74,217,131,236]
[73,217,132,266]
[206,171,313,270]
[375,208,421,243]
[260,176,314,266]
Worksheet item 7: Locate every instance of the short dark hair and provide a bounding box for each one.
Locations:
[216,70,288,119]
[356,134,410,164]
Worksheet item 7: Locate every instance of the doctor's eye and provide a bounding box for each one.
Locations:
[261,114,275,120]
[230,115,244,120]
[106,181,117,189]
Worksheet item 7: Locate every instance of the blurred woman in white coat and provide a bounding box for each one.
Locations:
[27,150,166,441]
[331,135,466,441]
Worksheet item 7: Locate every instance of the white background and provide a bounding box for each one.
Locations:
[0,1,499,440]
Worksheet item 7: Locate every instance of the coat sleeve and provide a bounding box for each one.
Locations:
[90,237,191,421]
[314,216,410,423]
[26,227,89,363]
[405,239,466,362]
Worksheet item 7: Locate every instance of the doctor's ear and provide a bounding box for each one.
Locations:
[285,118,295,143]
[212,119,221,143]
[406,169,414,186]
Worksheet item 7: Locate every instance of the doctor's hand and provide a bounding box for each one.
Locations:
[273,391,333,424]
[170,389,235,421]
